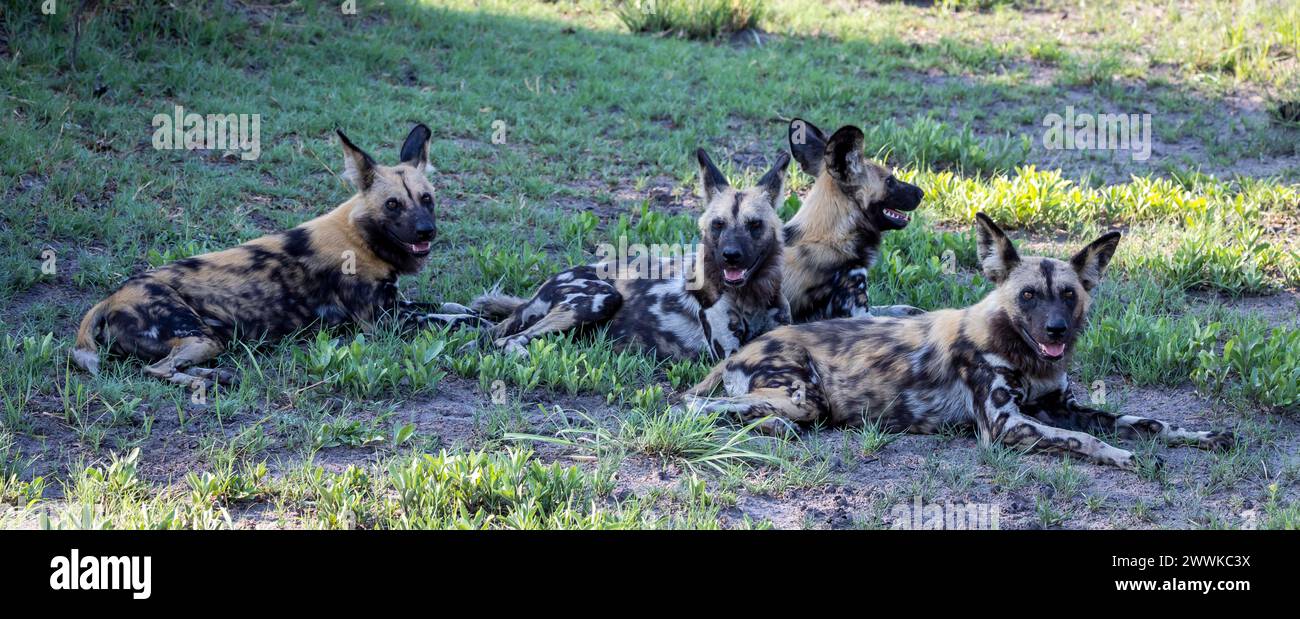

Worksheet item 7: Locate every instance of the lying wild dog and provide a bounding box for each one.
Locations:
[686,213,1235,470]
[469,150,791,361]
[72,124,481,387]
[782,118,925,322]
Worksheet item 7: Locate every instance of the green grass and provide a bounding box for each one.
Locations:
[616,0,767,40]
[1,0,1299,529]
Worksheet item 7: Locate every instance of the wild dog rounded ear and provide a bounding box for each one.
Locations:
[824,125,865,185]
[788,118,828,177]
[1070,231,1121,291]
[696,148,729,204]
[337,129,377,191]
[974,212,1020,284]
[400,123,433,175]
[757,151,791,207]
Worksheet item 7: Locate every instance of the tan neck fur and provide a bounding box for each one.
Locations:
[296,195,391,277]
[787,173,859,253]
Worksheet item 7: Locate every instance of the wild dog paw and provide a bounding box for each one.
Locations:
[496,337,530,358]
[455,338,482,355]
[208,368,240,387]
[871,304,924,318]
[749,416,799,438]
[437,302,476,315]
[1121,451,1165,475]
[1200,430,1237,452]
[190,367,239,387]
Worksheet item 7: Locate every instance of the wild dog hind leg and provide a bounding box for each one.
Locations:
[142,336,230,388]
[99,283,236,387]
[684,349,830,435]
[492,267,621,357]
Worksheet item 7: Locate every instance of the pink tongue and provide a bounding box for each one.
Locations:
[724,268,745,281]
[1040,342,1066,357]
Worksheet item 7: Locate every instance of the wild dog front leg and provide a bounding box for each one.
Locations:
[828,267,873,318]
[399,300,477,314]
[1027,388,1236,451]
[397,300,495,331]
[969,368,1138,470]
[491,270,620,357]
[828,266,921,319]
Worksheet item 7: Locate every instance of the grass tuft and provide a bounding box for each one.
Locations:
[616,0,767,40]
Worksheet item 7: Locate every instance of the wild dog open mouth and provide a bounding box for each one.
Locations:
[1037,341,1066,359]
[1013,326,1066,361]
[1022,328,1067,360]
[722,267,748,284]
[883,208,911,224]
[407,241,432,255]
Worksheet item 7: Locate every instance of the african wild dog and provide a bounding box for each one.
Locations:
[469,149,791,361]
[686,213,1235,470]
[782,118,924,322]
[72,124,479,387]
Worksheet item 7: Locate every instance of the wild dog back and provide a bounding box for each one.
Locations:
[72,124,445,385]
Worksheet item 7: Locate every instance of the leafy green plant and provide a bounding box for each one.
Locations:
[1194,324,1300,412]
[452,330,657,397]
[386,448,631,529]
[606,201,698,247]
[470,242,559,295]
[403,331,448,393]
[562,211,600,248]
[186,461,266,507]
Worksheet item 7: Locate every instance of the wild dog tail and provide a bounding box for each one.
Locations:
[72,300,109,375]
[471,291,527,320]
[685,360,728,397]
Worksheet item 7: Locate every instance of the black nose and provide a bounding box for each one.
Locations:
[722,248,743,264]
[1045,321,1068,338]
[416,221,436,240]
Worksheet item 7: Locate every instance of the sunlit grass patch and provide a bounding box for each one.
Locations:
[4,0,1300,530]
[616,0,767,40]
[510,404,783,475]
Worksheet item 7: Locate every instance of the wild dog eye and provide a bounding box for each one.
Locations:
[420,193,433,206]
[711,219,725,231]
[1061,289,1075,300]
[1020,289,1035,301]
[747,220,762,231]
[385,198,402,211]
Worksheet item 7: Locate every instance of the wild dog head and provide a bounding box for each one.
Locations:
[338,124,438,274]
[975,212,1120,364]
[695,148,790,299]
[788,118,923,231]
